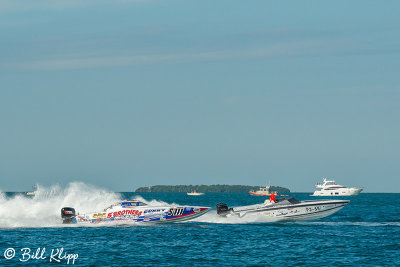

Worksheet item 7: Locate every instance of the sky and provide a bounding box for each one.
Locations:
[0,0,399,192]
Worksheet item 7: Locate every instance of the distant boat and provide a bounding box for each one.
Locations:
[249,185,279,196]
[26,186,37,196]
[312,178,362,196]
[187,191,205,196]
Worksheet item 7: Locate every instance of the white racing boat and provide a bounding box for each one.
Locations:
[187,191,205,196]
[216,197,349,222]
[61,200,210,224]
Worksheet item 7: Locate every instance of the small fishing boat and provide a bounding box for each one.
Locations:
[187,191,205,196]
[249,185,278,196]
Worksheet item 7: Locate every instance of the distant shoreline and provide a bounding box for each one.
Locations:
[135,184,290,193]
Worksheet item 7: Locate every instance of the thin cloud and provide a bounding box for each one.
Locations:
[4,40,337,71]
[0,0,152,12]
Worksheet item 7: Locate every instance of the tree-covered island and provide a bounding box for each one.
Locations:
[135,184,290,193]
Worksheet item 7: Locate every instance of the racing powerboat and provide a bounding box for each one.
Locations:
[216,197,349,222]
[61,200,210,224]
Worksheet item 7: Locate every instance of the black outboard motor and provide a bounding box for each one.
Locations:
[61,207,76,224]
[216,203,232,216]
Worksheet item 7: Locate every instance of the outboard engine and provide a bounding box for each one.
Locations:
[61,207,76,224]
[216,203,232,216]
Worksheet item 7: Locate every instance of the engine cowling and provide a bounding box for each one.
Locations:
[216,203,231,216]
[61,207,76,224]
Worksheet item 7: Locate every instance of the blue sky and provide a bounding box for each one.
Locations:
[1,0,399,192]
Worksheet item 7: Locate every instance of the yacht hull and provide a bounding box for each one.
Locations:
[312,178,362,196]
[312,188,362,196]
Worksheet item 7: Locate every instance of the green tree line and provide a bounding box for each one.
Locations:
[135,184,290,193]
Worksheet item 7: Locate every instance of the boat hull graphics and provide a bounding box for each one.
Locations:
[217,198,349,223]
[62,200,211,225]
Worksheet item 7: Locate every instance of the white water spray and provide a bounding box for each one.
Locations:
[0,182,121,228]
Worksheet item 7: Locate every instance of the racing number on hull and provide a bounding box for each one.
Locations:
[168,208,184,216]
[305,206,321,212]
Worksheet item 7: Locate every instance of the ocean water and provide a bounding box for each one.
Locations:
[0,183,399,266]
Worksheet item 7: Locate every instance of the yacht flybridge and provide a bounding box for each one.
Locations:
[312,178,362,196]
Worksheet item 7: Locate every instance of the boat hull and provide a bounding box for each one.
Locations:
[71,206,210,224]
[312,188,363,196]
[249,191,278,196]
[220,199,349,222]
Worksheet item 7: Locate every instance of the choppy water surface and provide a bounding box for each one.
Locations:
[0,183,399,266]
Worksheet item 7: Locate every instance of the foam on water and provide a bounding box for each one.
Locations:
[192,210,280,224]
[2,187,397,228]
[194,213,400,226]
[132,195,171,207]
[297,221,400,227]
[0,182,121,228]
[0,183,197,228]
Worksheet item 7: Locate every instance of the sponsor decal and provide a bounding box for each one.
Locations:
[92,213,106,218]
[168,208,184,216]
[107,210,142,218]
[143,209,165,214]
[94,218,105,224]
[76,216,90,222]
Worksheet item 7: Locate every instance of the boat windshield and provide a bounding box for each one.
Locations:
[121,201,147,207]
[326,182,336,185]
[276,197,300,205]
[324,186,345,190]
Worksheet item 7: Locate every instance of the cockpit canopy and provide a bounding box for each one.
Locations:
[120,200,147,207]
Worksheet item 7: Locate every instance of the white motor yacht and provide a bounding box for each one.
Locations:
[312,178,362,196]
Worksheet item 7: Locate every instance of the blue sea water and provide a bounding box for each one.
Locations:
[0,186,399,266]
